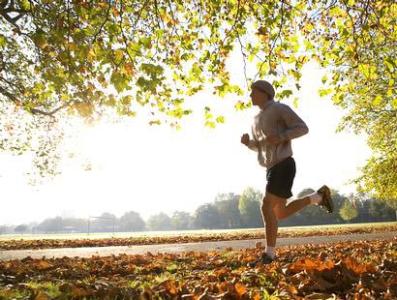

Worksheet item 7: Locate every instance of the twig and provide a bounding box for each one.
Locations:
[91,0,111,45]
[0,85,74,117]
[30,100,74,116]
[255,0,285,80]
[237,34,249,88]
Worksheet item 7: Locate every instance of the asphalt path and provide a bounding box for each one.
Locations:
[0,231,395,261]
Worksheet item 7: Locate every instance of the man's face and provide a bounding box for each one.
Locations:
[250,88,269,107]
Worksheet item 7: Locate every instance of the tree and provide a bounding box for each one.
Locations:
[147,213,172,231]
[213,193,242,229]
[194,203,221,229]
[238,187,262,228]
[14,224,28,234]
[0,225,7,234]
[368,199,395,221]
[297,188,315,199]
[119,211,146,232]
[92,212,117,232]
[1,0,396,190]
[279,188,346,226]
[311,2,397,205]
[339,200,358,222]
[60,217,87,233]
[283,188,324,226]
[37,216,63,233]
[170,211,191,230]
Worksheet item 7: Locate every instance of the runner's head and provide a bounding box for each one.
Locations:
[250,80,275,107]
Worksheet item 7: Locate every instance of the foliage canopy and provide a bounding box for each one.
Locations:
[0,0,396,201]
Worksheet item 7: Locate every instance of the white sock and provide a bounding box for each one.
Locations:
[265,246,275,259]
[309,192,322,205]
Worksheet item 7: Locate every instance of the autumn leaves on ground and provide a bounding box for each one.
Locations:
[1,223,396,250]
[0,238,396,299]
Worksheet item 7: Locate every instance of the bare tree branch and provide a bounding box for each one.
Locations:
[153,0,165,29]
[0,0,8,10]
[255,0,285,80]
[0,85,20,103]
[120,0,153,61]
[119,0,135,64]
[0,84,74,117]
[30,100,73,116]
[91,0,111,45]
[0,10,24,27]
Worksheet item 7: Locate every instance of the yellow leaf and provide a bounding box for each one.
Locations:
[87,49,96,62]
[123,63,134,76]
[35,260,53,271]
[235,282,247,296]
[74,102,93,117]
[252,292,261,300]
[372,95,382,106]
[71,286,91,297]
[161,280,178,295]
[114,49,124,63]
[34,291,51,300]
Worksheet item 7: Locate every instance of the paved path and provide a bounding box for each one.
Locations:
[0,231,395,261]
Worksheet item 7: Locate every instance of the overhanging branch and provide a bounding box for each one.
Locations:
[0,85,74,117]
[29,100,73,116]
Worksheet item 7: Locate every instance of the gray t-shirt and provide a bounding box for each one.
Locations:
[247,100,309,168]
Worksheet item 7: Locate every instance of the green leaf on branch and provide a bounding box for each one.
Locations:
[318,88,333,97]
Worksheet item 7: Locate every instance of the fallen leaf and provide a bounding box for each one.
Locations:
[235,282,247,297]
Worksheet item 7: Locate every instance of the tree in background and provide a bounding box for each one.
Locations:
[119,211,145,232]
[14,224,28,234]
[238,187,263,228]
[60,217,87,233]
[92,212,117,232]
[279,188,346,226]
[170,211,191,230]
[37,216,63,233]
[147,213,173,231]
[339,200,359,222]
[368,199,395,222]
[0,225,7,234]
[213,193,242,229]
[194,203,221,229]
[2,188,397,234]
[285,188,327,226]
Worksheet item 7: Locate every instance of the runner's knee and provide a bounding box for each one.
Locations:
[261,197,272,211]
[274,209,287,220]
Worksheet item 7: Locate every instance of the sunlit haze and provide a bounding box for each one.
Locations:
[1,57,371,225]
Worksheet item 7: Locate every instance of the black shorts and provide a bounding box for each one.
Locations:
[266,156,296,199]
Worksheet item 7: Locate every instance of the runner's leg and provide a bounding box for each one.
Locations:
[261,191,286,247]
[273,195,310,220]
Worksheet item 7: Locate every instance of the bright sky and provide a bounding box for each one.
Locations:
[0,54,372,225]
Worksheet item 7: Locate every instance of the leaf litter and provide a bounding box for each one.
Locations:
[1,224,396,250]
[0,238,395,299]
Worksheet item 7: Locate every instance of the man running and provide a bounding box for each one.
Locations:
[241,80,333,264]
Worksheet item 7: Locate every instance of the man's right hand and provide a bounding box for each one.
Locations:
[241,133,250,146]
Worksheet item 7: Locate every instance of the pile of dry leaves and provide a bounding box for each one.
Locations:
[0,238,396,299]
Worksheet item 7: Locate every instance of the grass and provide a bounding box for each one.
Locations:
[25,281,62,298]
[0,288,30,299]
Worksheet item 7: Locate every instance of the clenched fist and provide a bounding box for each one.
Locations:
[241,133,250,146]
